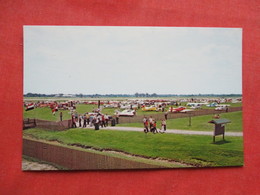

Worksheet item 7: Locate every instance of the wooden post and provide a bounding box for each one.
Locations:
[189,113,191,126]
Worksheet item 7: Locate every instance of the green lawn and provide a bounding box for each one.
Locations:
[23,104,166,121]
[117,111,242,132]
[23,107,71,121]
[23,128,243,167]
[24,104,100,121]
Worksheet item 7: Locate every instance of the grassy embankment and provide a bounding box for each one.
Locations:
[24,128,243,167]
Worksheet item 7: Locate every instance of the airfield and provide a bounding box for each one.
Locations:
[23,97,243,170]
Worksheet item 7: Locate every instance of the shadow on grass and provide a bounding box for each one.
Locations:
[212,140,231,145]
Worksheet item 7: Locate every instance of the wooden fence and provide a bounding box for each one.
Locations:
[23,138,162,170]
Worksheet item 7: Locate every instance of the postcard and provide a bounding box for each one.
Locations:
[23,26,243,170]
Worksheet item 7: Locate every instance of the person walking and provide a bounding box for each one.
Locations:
[161,119,167,132]
[153,120,158,134]
[148,116,153,131]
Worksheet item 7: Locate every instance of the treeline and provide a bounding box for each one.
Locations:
[24,93,242,98]
[24,93,56,97]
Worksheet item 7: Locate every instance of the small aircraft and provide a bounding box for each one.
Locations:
[206,102,218,107]
[168,106,186,113]
[25,103,35,111]
[116,109,135,117]
[187,102,207,107]
[142,106,157,111]
[103,104,118,108]
[180,108,195,113]
[120,104,138,109]
[215,104,230,111]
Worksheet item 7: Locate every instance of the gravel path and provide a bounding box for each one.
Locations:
[22,159,58,171]
[96,126,243,136]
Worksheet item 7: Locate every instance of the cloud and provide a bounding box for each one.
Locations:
[24,26,242,94]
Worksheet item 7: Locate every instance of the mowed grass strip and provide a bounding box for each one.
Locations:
[24,128,243,167]
[117,111,242,132]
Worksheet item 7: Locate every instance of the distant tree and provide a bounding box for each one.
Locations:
[151,93,157,97]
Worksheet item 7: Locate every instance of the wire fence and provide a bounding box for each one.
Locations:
[118,107,242,124]
[23,118,71,131]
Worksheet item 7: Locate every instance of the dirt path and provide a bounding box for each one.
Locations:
[22,158,58,171]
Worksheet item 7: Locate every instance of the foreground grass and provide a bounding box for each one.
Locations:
[117,111,242,132]
[24,128,243,167]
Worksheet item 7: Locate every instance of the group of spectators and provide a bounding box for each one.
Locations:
[71,112,110,128]
[143,116,167,134]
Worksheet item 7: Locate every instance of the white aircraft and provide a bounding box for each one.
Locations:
[116,109,135,117]
[215,105,230,111]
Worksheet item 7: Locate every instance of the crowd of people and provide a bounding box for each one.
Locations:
[143,116,167,134]
[70,112,112,128]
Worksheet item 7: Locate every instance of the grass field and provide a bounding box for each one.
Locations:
[23,104,169,121]
[23,128,243,167]
[117,111,242,132]
[24,104,101,121]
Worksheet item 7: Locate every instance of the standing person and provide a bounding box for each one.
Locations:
[91,115,96,127]
[153,120,158,134]
[143,117,147,127]
[225,106,229,112]
[148,116,153,131]
[161,119,167,132]
[143,117,148,133]
[105,114,109,127]
[71,115,77,128]
[83,114,87,128]
[98,114,103,127]
[164,111,168,120]
[86,112,90,126]
[101,114,106,127]
[75,112,78,122]
[116,113,119,124]
[89,114,94,127]
[52,108,56,116]
[60,111,63,121]
[78,114,82,127]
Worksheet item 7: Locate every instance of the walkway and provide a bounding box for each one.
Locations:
[98,126,243,136]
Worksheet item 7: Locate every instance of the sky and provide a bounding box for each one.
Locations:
[24,26,242,95]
